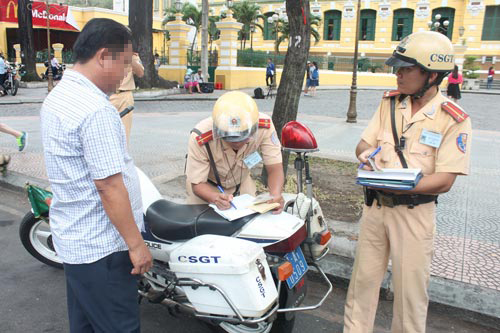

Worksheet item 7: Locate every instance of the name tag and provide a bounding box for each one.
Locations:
[244,151,262,169]
[419,129,442,148]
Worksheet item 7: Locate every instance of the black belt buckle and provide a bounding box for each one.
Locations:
[378,194,395,208]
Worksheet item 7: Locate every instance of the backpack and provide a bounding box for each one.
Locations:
[200,82,214,93]
[312,68,319,80]
[254,87,265,99]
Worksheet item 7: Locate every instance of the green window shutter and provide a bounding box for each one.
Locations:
[334,12,342,40]
[392,9,414,41]
[482,6,500,41]
[324,10,342,41]
[432,7,455,40]
[360,10,376,41]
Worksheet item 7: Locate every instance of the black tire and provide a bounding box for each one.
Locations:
[11,80,19,96]
[19,212,63,269]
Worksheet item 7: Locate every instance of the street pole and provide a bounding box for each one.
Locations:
[201,0,209,81]
[45,0,53,92]
[346,0,361,123]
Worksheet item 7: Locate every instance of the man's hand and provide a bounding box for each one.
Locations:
[267,194,284,214]
[213,193,234,210]
[357,147,381,171]
[129,242,152,275]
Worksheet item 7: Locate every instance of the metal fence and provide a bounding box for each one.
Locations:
[237,49,393,73]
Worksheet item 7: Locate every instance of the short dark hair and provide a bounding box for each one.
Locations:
[73,18,132,64]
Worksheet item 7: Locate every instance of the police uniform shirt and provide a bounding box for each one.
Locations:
[186,113,282,190]
[117,54,142,92]
[362,92,471,176]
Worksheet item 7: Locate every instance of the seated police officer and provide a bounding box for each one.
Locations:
[344,31,472,333]
[185,91,284,213]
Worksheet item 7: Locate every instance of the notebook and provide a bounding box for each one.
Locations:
[356,168,423,190]
[210,194,279,221]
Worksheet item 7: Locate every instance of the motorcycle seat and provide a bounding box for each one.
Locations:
[145,199,257,241]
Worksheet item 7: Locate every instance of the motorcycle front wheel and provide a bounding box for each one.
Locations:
[10,79,18,96]
[19,212,63,269]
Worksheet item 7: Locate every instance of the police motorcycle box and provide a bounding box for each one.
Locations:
[169,234,278,317]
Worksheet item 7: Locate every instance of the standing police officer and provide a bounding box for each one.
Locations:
[344,31,471,332]
[185,91,285,212]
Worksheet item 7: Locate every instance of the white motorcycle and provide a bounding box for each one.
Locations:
[20,115,332,333]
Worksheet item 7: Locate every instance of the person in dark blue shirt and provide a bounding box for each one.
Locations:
[266,58,275,86]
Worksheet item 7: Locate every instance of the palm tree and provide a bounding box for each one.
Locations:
[208,16,220,55]
[231,1,264,50]
[275,14,320,54]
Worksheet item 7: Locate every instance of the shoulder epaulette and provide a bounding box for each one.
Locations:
[195,130,213,146]
[258,118,271,129]
[441,101,469,123]
[383,90,401,98]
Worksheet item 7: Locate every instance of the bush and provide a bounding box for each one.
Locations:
[463,56,480,79]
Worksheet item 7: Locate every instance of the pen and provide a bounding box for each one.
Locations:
[216,185,237,209]
[358,146,382,169]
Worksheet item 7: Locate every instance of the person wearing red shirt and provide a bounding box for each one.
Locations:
[447,65,463,102]
[487,66,495,89]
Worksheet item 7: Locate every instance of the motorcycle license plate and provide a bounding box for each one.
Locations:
[284,247,308,289]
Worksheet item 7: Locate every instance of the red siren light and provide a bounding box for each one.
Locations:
[281,121,319,152]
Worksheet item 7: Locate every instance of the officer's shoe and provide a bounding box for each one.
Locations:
[17,131,28,152]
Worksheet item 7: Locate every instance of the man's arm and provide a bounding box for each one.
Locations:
[192,182,233,210]
[94,173,152,275]
[407,172,457,195]
[265,162,285,214]
[132,54,144,78]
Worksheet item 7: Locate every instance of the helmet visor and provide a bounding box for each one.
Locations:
[213,115,258,142]
[385,52,416,68]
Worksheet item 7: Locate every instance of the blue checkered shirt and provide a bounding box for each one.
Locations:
[41,70,144,264]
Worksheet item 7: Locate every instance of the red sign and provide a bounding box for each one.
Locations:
[0,0,80,31]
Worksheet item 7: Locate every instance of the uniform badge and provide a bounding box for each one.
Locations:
[229,116,241,128]
[456,133,467,153]
[271,131,280,146]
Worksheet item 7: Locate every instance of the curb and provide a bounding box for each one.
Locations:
[1,171,499,319]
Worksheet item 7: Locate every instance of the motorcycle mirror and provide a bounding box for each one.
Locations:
[281,121,319,153]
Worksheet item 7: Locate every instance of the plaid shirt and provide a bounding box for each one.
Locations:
[41,70,144,264]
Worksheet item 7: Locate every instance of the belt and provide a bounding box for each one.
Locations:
[374,191,437,208]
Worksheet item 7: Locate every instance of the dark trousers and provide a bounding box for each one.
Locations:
[64,251,140,333]
[0,73,6,93]
[266,74,274,86]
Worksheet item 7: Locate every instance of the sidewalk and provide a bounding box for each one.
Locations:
[1,84,499,105]
[0,97,499,319]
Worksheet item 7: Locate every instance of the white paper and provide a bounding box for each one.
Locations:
[357,168,422,181]
[209,194,257,221]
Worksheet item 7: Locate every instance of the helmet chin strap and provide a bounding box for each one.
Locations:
[411,72,432,99]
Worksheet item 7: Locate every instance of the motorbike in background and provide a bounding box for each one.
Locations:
[19,110,333,333]
[42,61,65,81]
[2,62,20,96]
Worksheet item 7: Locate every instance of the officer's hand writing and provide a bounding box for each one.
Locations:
[129,242,152,275]
[358,147,382,171]
[214,193,234,210]
[267,195,284,214]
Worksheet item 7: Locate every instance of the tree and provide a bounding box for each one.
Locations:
[129,0,155,88]
[182,3,202,65]
[231,1,263,50]
[17,0,40,81]
[271,0,311,171]
[275,14,320,54]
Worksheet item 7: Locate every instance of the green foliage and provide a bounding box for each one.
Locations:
[275,15,321,54]
[463,56,480,79]
[231,1,264,49]
[358,57,383,73]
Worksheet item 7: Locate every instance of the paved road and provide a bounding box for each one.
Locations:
[2,90,499,131]
[1,188,498,333]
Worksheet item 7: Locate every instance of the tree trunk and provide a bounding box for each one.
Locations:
[270,0,311,176]
[17,0,40,81]
[129,0,155,88]
[201,0,209,80]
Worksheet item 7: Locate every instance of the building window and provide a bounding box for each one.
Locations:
[264,12,276,40]
[392,9,414,41]
[163,0,169,12]
[359,9,376,41]
[432,7,455,39]
[154,0,160,13]
[482,6,500,41]
[324,10,342,41]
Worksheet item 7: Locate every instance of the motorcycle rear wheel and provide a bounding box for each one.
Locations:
[19,212,63,269]
[10,79,18,96]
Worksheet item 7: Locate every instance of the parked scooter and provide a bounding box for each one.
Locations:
[2,62,20,96]
[42,61,65,81]
[19,108,332,333]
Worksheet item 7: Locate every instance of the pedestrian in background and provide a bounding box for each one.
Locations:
[447,65,463,103]
[110,51,144,144]
[154,53,161,72]
[344,31,471,333]
[0,52,7,96]
[309,61,319,96]
[266,58,275,87]
[487,66,495,89]
[0,123,27,151]
[304,61,312,96]
[184,68,201,94]
[40,18,152,333]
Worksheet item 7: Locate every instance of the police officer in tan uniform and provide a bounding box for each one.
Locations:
[344,32,472,333]
[185,91,284,212]
[110,52,144,143]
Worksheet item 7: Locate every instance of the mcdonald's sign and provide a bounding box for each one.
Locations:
[0,0,18,22]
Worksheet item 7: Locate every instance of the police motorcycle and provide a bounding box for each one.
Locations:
[19,107,332,333]
[3,61,20,96]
